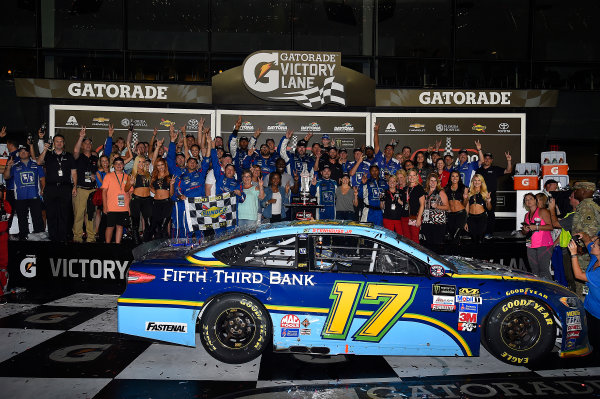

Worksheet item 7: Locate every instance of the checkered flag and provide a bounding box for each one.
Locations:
[291,136,298,152]
[185,192,237,231]
[444,137,453,156]
[270,76,345,108]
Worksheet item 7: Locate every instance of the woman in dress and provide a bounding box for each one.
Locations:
[421,173,449,249]
[466,174,492,244]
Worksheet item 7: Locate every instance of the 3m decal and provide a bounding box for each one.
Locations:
[458,312,477,323]
[322,281,417,342]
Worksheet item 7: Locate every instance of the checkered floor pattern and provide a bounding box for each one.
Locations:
[0,292,599,398]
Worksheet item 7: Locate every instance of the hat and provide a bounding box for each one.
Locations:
[365,145,374,150]
[215,145,224,151]
[260,143,268,149]
[574,181,596,191]
[239,136,249,142]
[544,179,558,186]
[339,148,347,153]
[458,149,468,155]
[186,134,194,138]
[222,152,232,159]
[18,145,29,152]
[322,134,331,140]
[342,173,350,179]
[297,140,308,147]
[321,164,330,169]
[175,152,185,158]
[483,152,493,158]
[328,146,338,152]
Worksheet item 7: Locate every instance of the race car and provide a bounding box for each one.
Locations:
[117,221,590,365]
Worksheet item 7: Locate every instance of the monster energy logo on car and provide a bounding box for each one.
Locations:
[242,50,346,109]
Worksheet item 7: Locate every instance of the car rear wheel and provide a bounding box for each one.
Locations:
[483,296,556,365]
[200,294,271,364]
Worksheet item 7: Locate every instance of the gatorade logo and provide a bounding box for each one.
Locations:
[551,166,558,174]
[522,179,530,186]
[20,256,37,278]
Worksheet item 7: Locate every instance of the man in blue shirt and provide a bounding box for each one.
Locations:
[278,130,315,177]
[172,156,210,239]
[243,144,277,178]
[373,123,401,179]
[454,140,484,186]
[360,165,388,226]
[2,145,45,240]
[310,164,337,220]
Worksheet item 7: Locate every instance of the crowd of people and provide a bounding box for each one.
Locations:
[0,120,519,247]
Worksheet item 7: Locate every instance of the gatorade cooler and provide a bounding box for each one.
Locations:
[541,151,568,176]
[514,163,540,190]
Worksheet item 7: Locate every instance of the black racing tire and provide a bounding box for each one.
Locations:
[200,294,271,364]
[483,296,556,365]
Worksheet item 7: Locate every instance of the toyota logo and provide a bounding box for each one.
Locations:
[499,122,509,130]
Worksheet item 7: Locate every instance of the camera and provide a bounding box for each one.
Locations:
[27,132,33,144]
[129,121,135,132]
[40,122,47,135]
[573,235,585,247]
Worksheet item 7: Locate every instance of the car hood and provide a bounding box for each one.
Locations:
[443,255,540,280]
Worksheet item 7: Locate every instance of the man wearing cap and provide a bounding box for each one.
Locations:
[229,116,257,175]
[205,150,234,197]
[173,155,211,239]
[37,134,77,242]
[373,123,400,180]
[360,164,388,226]
[310,164,337,220]
[475,150,512,238]
[3,144,45,240]
[243,143,278,178]
[454,140,484,186]
[278,129,315,177]
[571,181,600,294]
[72,126,98,242]
[339,148,350,173]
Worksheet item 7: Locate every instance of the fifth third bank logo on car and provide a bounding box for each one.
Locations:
[242,50,346,109]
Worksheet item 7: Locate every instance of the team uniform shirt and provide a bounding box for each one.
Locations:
[361,178,388,225]
[455,160,480,186]
[347,160,371,187]
[166,142,186,178]
[475,165,505,192]
[177,158,211,198]
[373,151,401,179]
[243,153,278,178]
[277,136,315,176]
[310,178,337,220]
[2,149,19,188]
[229,129,256,175]
[585,242,600,319]
[322,162,344,183]
[9,159,45,200]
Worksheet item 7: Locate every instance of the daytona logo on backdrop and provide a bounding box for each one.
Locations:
[242,50,346,109]
[300,122,321,131]
[266,121,288,131]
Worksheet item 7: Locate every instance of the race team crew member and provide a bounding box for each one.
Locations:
[278,130,314,176]
[37,134,77,242]
[166,126,186,178]
[229,116,257,176]
[360,164,388,226]
[2,145,45,240]
[454,140,484,186]
[243,144,277,178]
[310,164,337,220]
[348,148,371,187]
[173,156,210,239]
[373,123,401,179]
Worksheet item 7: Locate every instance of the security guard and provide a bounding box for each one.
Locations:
[572,181,600,296]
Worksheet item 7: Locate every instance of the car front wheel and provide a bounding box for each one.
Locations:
[482,296,556,365]
[200,294,271,364]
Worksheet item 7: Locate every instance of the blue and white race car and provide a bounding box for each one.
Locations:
[118,221,591,365]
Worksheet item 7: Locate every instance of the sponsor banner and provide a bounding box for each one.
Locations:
[431,304,456,312]
[281,328,299,337]
[432,295,455,305]
[218,110,369,152]
[458,303,478,313]
[15,78,212,104]
[8,240,133,294]
[213,52,375,108]
[145,321,187,333]
[456,295,483,304]
[376,89,558,108]
[431,284,456,296]
[373,113,525,164]
[458,322,477,332]
[50,105,215,156]
[281,314,301,328]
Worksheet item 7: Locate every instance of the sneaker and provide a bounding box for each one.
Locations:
[484,234,493,239]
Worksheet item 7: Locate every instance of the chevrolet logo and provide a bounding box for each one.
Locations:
[93,117,110,122]
[409,123,425,129]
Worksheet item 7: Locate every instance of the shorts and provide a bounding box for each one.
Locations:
[106,211,129,227]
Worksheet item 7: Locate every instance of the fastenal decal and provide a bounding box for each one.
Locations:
[242,50,345,109]
[145,321,187,333]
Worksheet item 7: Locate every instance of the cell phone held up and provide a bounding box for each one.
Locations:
[573,235,585,247]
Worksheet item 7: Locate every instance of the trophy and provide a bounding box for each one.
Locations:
[300,164,311,205]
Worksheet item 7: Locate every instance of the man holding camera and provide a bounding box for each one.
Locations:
[37,134,77,242]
